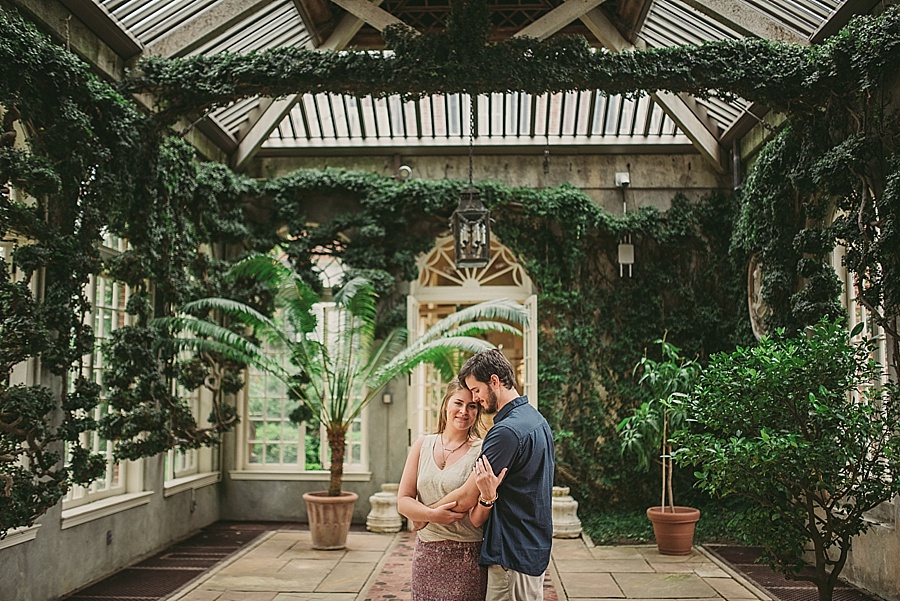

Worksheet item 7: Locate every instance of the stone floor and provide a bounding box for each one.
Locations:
[165,529,771,601]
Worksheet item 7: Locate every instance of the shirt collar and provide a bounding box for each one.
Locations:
[494,395,529,422]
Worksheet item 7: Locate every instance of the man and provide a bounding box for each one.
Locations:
[434,348,555,601]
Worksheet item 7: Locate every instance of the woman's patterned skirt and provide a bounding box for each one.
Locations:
[411,538,487,601]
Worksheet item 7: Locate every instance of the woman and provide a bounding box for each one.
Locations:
[398,378,497,601]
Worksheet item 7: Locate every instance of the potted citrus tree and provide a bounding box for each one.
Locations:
[162,253,526,549]
[618,337,700,555]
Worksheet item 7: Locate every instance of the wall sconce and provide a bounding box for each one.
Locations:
[616,171,633,277]
[452,95,491,269]
[618,235,634,277]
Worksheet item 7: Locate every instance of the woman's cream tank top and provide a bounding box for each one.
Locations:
[416,434,483,543]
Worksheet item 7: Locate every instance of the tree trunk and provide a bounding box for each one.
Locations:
[326,424,348,497]
[816,578,836,601]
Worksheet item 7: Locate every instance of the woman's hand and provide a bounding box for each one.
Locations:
[428,501,466,525]
[473,456,506,501]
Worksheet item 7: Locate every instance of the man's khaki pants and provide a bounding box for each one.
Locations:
[485,564,543,601]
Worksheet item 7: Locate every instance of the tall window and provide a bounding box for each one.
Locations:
[245,334,314,469]
[239,252,366,474]
[165,383,199,481]
[163,377,220,489]
[64,235,135,508]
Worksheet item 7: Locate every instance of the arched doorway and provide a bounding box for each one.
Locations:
[407,236,537,440]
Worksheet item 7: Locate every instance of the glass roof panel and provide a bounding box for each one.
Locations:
[259,92,693,150]
[742,0,842,36]
[188,1,311,55]
[641,0,750,132]
[102,0,219,45]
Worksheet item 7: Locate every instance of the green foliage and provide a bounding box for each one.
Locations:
[619,339,700,510]
[495,189,750,510]
[674,318,900,601]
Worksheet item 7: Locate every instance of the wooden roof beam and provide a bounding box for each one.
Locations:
[292,0,335,46]
[56,0,143,60]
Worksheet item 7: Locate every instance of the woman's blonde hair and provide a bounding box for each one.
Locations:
[435,377,483,439]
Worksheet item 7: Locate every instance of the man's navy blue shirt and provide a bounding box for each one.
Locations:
[480,395,555,577]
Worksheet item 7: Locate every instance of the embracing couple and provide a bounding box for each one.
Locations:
[398,349,556,601]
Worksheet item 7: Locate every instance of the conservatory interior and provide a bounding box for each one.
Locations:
[2,0,900,600]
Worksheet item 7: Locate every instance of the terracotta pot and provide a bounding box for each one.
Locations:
[646,506,701,556]
[303,491,359,550]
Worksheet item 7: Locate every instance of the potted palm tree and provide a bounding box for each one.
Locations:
[618,337,701,555]
[161,253,526,549]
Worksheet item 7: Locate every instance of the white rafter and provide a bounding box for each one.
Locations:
[513,0,609,41]
[679,0,808,44]
[581,7,724,171]
[328,0,405,32]
[145,0,280,58]
[232,0,401,169]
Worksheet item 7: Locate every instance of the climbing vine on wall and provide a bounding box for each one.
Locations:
[3,1,900,534]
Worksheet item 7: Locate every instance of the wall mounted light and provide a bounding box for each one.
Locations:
[616,171,633,277]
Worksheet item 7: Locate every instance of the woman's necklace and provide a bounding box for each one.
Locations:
[439,434,468,469]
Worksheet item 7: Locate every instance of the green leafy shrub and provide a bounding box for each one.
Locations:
[675,318,900,601]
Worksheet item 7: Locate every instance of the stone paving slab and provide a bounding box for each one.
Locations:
[560,572,626,599]
[612,573,718,599]
[274,594,358,601]
[589,547,647,560]
[557,559,655,573]
[215,593,279,601]
[702,578,762,600]
[317,562,378,592]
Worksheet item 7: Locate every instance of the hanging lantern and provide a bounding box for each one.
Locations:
[452,94,491,269]
[618,234,634,278]
[452,188,491,268]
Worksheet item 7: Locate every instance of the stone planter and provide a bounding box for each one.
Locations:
[552,486,582,538]
[646,505,701,555]
[366,483,403,533]
[303,491,358,550]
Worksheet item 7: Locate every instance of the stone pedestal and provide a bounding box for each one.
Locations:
[366,483,403,533]
[552,486,582,538]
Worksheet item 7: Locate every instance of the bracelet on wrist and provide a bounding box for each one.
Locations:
[478,495,497,508]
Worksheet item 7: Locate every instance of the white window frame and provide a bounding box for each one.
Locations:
[832,245,895,524]
[61,235,152,525]
[1,237,44,549]
[234,301,370,478]
[407,236,535,441]
[163,381,222,496]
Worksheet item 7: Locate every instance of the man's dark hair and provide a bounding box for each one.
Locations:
[458,349,516,390]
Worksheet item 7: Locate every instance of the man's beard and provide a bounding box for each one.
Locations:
[482,388,499,414]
